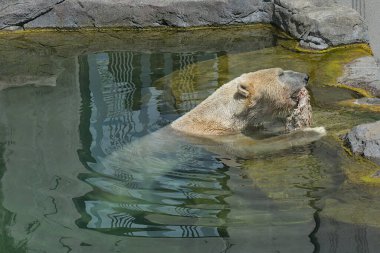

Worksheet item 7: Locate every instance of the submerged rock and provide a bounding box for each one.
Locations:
[354,97,380,105]
[344,121,380,165]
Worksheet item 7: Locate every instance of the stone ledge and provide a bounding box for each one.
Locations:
[0,0,369,50]
[344,121,380,166]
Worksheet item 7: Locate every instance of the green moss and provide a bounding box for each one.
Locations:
[0,23,275,35]
[334,84,374,98]
[338,99,380,112]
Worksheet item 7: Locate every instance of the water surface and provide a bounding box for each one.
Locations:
[0,26,380,253]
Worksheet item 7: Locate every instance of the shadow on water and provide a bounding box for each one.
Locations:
[0,26,380,252]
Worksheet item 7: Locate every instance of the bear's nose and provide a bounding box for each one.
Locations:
[280,70,308,90]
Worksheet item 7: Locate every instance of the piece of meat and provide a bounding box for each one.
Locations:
[285,87,312,131]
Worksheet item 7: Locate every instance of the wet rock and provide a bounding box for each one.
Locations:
[0,0,369,50]
[273,0,369,49]
[2,25,23,31]
[354,97,380,105]
[372,170,380,178]
[338,56,380,97]
[344,121,380,165]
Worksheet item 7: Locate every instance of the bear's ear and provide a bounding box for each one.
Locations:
[237,83,250,98]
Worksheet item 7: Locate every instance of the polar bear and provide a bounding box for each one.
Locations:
[97,68,326,175]
[84,68,326,233]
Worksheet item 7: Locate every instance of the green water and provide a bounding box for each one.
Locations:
[0,26,380,253]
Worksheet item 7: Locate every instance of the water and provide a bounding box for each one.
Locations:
[0,25,380,253]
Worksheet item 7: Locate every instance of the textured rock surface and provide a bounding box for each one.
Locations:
[1,0,273,29]
[273,0,368,49]
[344,121,380,165]
[0,0,368,50]
[0,0,64,29]
[338,56,380,97]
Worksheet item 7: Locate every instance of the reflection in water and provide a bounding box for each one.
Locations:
[76,52,232,238]
[177,53,198,111]
[0,141,25,253]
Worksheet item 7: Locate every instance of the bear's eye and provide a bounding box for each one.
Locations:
[278,70,284,77]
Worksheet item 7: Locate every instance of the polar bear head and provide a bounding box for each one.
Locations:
[171,68,310,136]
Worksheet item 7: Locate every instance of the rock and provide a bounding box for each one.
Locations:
[0,0,369,50]
[11,0,274,29]
[273,0,369,49]
[344,121,380,165]
[338,56,380,97]
[372,170,380,178]
[0,0,64,29]
[2,25,23,31]
[354,97,380,105]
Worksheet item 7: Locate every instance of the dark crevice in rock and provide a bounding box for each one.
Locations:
[77,0,96,27]
[158,19,171,27]
[77,0,85,9]
[14,7,54,27]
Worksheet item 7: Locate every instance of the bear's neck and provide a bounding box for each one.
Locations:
[170,82,247,136]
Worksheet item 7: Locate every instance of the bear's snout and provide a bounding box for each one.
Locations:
[280,70,309,97]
